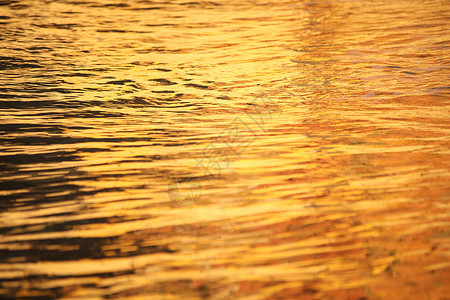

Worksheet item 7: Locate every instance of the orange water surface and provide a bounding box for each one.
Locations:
[0,0,449,299]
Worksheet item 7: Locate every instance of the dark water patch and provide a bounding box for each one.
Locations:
[152,90,175,93]
[26,46,53,51]
[130,6,163,11]
[65,1,95,5]
[184,83,210,90]
[59,72,93,77]
[0,123,64,134]
[0,93,31,99]
[146,23,177,27]
[33,23,79,29]
[75,147,111,153]
[0,180,83,205]
[150,78,177,85]
[0,1,18,6]
[90,2,129,8]
[97,29,129,33]
[0,136,155,146]
[60,11,82,15]
[0,100,60,109]
[105,79,135,85]
[386,65,402,69]
[180,1,221,7]
[0,151,80,166]
[0,56,42,70]
[0,237,175,263]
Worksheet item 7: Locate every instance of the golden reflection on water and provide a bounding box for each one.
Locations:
[0,0,449,299]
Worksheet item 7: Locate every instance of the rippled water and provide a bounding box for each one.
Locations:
[1,0,449,299]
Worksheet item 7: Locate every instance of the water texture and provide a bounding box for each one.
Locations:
[0,0,449,299]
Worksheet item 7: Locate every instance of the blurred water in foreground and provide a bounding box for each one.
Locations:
[0,0,449,299]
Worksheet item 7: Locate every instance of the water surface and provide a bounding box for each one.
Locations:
[0,0,449,299]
